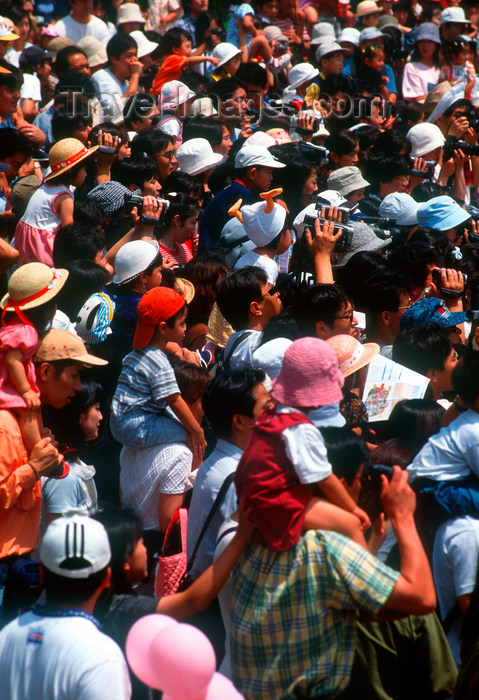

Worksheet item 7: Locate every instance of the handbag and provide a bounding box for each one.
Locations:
[154,508,188,597]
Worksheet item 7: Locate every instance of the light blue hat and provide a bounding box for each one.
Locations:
[417,196,471,231]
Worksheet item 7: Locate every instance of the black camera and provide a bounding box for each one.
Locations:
[290,114,323,136]
[205,29,226,50]
[409,156,435,179]
[297,141,330,166]
[444,135,479,161]
[303,214,354,252]
[124,193,170,224]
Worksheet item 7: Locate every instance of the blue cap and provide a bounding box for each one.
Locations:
[417,196,471,232]
[400,297,467,330]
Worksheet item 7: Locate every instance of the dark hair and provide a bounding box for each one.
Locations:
[19,49,50,74]
[0,127,32,158]
[387,242,435,292]
[182,251,229,324]
[392,324,452,376]
[392,0,415,27]
[273,155,317,218]
[3,7,32,28]
[320,426,369,484]
[131,127,174,158]
[107,32,137,62]
[171,357,211,402]
[53,224,105,267]
[195,9,221,46]
[260,311,300,344]
[216,267,267,330]
[51,108,92,142]
[373,129,411,156]
[452,351,479,406]
[182,116,224,147]
[236,61,268,89]
[42,376,105,450]
[386,398,444,453]
[160,192,198,233]
[202,368,266,438]
[54,46,88,79]
[4,298,57,334]
[161,26,192,55]
[325,129,358,160]
[163,169,203,200]
[55,259,110,321]
[0,59,22,89]
[89,121,128,147]
[360,271,409,332]
[443,98,473,120]
[55,71,96,100]
[93,509,143,595]
[73,198,106,228]
[295,284,351,336]
[211,77,245,116]
[407,227,456,268]
[165,302,187,329]
[42,565,110,606]
[335,251,386,303]
[111,155,160,189]
[363,152,410,186]
[123,93,157,130]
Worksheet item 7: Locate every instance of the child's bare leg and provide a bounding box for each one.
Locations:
[304,5,319,34]
[17,407,42,454]
[304,498,368,549]
[249,35,272,63]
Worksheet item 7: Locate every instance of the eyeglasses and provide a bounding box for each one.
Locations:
[393,175,410,183]
[156,149,175,160]
[335,308,355,322]
[397,299,413,310]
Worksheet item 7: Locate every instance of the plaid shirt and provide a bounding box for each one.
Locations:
[231,530,399,699]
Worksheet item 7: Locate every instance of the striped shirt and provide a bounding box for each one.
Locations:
[112,346,178,417]
[231,530,399,699]
[159,241,193,267]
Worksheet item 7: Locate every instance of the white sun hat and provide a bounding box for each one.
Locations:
[212,42,242,69]
[130,30,158,58]
[288,62,319,90]
[159,80,196,109]
[116,3,145,26]
[176,138,225,176]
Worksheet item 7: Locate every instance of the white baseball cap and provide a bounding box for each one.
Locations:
[130,30,158,58]
[244,131,276,149]
[235,145,285,169]
[379,192,419,226]
[407,123,445,157]
[159,80,196,110]
[39,512,111,579]
[212,42,242,69]
[440,7,470,24]
[288,62,319,90]
[113,240,160,284]
[176,138,225,176]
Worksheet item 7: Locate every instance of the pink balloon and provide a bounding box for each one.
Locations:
[125,614,178,689]
[148,623,216,698]
[162,672,244,700]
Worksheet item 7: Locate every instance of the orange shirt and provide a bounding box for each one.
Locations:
[0,409,40,558]
[151,54,187,95]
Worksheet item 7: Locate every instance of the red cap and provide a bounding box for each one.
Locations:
[133,287,185,349]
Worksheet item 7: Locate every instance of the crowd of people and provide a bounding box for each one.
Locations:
[3,0,479,697]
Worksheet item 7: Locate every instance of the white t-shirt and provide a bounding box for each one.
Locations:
[91,68,128,123]
[402,61,440,103]
[20,73,42,104]
[55,14,110,44]
[0,609,131,700]
[234,250,279,284]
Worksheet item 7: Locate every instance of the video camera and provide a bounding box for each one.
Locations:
[124,193,170,225]
[297,141,330,167]
[409,156,435,179]
[290,114,323,136]
[353,214,404,243]
[303,196,358,253]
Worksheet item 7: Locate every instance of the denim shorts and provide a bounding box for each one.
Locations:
[110,410,187,447]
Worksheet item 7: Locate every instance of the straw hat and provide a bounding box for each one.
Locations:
[1,263,68,312]
[356,0,380,17]
[45,138,99,182]
[326,334,379,378]
[176,278,195,304]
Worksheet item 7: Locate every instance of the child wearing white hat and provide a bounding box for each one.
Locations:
[229,189,291,284]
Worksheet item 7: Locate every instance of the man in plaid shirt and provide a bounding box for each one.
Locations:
[230,467,437,699]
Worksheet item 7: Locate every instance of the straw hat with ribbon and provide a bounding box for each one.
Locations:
[45,138,99,183]
[1,263,68,326]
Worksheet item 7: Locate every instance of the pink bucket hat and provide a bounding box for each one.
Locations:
[272,337,344,407]
[326,334,379,378]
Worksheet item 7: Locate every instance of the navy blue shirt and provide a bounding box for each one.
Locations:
[199,180,254,250]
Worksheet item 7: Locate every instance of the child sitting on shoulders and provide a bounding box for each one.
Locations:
[440,38,476,100]
[0,263,68,455]
[235,337,371,551]
[358,45,391,100]
[110,287,206,457]
[230,188,291,284]
[151,27,219,94]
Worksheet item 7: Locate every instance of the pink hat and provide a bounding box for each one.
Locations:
[272,337,344,407]
[326,334,379,378]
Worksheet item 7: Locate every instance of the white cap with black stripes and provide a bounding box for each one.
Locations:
[39,510,111,579]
